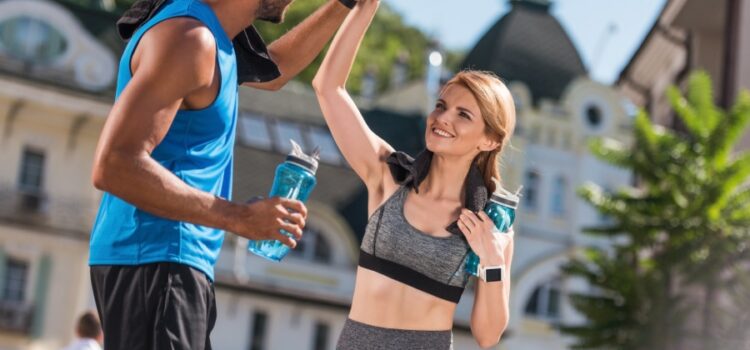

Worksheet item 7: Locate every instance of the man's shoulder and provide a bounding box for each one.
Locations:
[135,17,217,85]
[145,17,216,55]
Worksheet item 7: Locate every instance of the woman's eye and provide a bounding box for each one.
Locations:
[460,112,471,119]
[436,103,445,110]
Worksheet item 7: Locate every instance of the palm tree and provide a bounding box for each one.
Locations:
[561,71,750,350]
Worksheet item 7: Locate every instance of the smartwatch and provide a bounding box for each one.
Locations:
[478,264,504,283]
[338,0,358,9]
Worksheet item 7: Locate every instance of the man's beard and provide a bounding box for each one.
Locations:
[256,0,293,23]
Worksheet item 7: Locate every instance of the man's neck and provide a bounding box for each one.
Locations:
[205,0,259,39]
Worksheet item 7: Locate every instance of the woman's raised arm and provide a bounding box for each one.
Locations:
[312,0,393,190]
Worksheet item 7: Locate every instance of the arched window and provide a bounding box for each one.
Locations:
[551,176,567,216]
[524,170,540,210]
[524,278,562,322]
[287,225,332,264]
[0,16,67,64]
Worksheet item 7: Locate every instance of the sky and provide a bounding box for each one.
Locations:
[381,0,667,85]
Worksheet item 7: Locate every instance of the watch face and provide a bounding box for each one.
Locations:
[485,268,503,282]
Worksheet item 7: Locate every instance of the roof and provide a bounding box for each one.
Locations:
[461,0,587,104]
[616,1,673,85]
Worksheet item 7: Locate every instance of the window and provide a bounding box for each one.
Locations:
[288,226,332,264]
[524,279,562,321]
[0,17,67,64]
[551,176,567,216]
[586,105,603,128]
[18,148,45,193]
[272,120,305,154]
[524,170,540,210]
[248,311,268,350]
[308,127,341,165]
[312,321,330,350]
[2,259,28,302]
[239,114,272,149]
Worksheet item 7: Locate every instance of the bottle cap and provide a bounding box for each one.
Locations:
[286,140,320,174]
[489,185,522,209]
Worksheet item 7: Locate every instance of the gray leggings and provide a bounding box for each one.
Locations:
[336,319,453,350]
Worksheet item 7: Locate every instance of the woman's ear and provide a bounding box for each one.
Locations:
[479,135,501,152]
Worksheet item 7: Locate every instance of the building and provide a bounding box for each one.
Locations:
[617,0,750,148]
[461,1,634,348]
[617,1,750,348]
[0,0,117,348]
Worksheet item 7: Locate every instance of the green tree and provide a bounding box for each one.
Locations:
[561,71,750,350]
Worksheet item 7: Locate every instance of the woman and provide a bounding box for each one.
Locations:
[312,1,516,348]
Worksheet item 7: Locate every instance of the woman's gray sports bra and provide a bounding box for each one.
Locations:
[359,186,471,303]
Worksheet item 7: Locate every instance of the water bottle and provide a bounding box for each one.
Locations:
[248,141,319,261]
[465,186,521,276]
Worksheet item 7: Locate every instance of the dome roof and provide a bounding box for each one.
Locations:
[461,0,587,104]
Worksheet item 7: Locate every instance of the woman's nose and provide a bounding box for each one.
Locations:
[434,111,453,125]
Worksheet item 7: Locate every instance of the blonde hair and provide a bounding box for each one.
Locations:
[440,70,516,193]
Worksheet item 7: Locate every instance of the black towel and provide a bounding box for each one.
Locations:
[386,150,489,237]
[116,0,281,85]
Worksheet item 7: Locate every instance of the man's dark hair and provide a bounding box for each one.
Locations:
[76,311,102,339]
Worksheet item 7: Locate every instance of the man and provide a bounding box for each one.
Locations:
[88,0,357,349]
[61,311,103,350]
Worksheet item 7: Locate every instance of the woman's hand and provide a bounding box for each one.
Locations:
[458,209,513,266]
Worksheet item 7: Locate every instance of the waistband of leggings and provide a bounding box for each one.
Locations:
[345,318,452,334]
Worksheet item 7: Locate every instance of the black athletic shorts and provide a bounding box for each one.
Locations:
[90,262,216,350]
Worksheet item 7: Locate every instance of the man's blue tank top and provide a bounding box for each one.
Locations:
[89,0,238,281]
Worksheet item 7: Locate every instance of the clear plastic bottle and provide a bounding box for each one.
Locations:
[465,186,521,276]
[247,141,318,261]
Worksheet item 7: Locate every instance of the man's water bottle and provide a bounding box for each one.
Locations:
[465,186,521,276]
[248,141,319,261]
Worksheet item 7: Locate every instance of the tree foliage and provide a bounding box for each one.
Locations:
[562,71,750,350]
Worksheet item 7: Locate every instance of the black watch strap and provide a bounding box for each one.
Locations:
[338,0,358,9]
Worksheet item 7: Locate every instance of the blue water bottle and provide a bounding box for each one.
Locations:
[465,186,521,276]
[248,141,319,261]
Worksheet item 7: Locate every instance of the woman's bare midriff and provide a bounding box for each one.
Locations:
[348,267,457,331]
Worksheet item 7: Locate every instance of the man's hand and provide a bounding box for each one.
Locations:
[227,197,308,248]
[244,0,350,91]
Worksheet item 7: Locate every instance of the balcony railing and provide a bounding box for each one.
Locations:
[0,184,97,236]
[0,301,33,334]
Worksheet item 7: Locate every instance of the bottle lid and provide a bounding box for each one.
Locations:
[286,140,320,174]
[489,185,522,209]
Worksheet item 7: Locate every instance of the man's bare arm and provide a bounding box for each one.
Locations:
[92,18,306,246]
[244,0,351,91]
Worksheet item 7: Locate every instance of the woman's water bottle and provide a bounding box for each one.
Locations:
[465,186,521,276]
[248,141,319,261]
